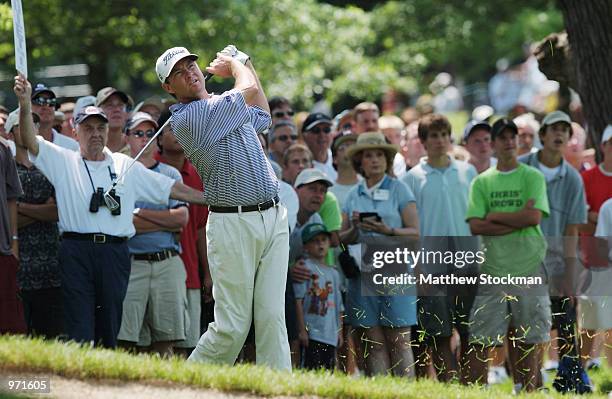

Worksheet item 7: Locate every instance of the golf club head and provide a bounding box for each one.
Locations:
[103,191,120,211]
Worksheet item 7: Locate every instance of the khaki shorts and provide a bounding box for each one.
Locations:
[174,288,201,349]
[468,283,551,346]
[118,254,188,345]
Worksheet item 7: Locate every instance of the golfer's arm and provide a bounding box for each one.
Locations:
[169,182,207,205]
[245,60,269,113]
[229,59,258,106]
[18,101,39,156]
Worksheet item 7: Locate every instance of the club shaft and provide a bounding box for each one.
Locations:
[107,116,172,191]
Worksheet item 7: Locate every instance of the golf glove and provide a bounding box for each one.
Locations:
[220,45,250,65]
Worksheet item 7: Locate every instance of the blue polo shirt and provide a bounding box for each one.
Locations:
[342,175,417,328]
[402,157,477,236]
[519,152,587,272]
[342,175,416,235]
[519,152,587,236]
[128,162,184,254]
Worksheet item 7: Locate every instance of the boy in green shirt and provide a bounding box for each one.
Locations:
[463,118,551,392]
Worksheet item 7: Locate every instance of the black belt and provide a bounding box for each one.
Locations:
[62,232,127,244]
[133,249,179,262]
[209,195,280,213]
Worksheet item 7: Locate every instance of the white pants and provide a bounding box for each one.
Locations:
[188,204,291,371]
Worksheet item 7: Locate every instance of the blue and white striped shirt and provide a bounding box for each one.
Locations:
[169,89,278,206]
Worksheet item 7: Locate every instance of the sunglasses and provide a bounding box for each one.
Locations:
[128,129,156,138]
[273,110,294,118]
[307,126,332,135]
[32,97,58,108]
[276,134,298,142]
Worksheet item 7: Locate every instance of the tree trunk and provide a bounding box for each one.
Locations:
[557,0,612,160]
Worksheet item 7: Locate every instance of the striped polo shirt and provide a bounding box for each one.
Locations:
[169,89,278,206]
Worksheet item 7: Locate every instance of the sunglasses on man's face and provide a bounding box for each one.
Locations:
[32,97,58,108]
[308,126,332,135]
[273,110,294,118]
[276,134,298,142]
[128,129,156,138]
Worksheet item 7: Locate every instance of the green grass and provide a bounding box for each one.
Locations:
[0,335,610,398]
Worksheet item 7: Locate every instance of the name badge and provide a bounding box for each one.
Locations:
[373,189,389,201]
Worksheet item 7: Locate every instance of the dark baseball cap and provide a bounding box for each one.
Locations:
[302,112,332,132]
[491,118,518,140]
[463,120,491,142]
[301,223,331,244]
[74,106,108,125]
[31,83,55,99]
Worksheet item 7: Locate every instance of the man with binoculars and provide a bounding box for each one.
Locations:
[14,74,206,348]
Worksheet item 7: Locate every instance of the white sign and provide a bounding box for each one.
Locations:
[11,0,27,78]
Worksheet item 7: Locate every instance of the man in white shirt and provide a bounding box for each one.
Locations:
[14,74,206,348]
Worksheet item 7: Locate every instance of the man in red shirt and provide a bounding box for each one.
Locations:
[579,125,612,367]
[155,110,210,355]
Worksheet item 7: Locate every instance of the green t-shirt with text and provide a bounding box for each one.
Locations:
[466,163,549,277]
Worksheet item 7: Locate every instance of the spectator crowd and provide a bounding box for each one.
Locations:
[0,53,611,395]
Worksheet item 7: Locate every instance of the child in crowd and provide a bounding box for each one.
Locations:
[294,223,343,371]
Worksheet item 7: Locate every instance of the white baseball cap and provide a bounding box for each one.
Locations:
[602,124,612,144]
[294,168,333,189]
[155,47,199,83]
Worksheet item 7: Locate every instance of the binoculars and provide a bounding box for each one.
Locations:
[89,187,121,216]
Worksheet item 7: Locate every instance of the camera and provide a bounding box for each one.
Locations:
[89,187,121,216]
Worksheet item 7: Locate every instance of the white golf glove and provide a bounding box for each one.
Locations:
[219,45,250,65]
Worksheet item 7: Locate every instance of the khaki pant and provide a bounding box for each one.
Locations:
[188,205,291,371]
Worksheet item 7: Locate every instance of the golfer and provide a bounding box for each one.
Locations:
[156,46,291,370]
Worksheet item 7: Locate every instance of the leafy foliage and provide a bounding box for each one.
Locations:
[0,0,562,110]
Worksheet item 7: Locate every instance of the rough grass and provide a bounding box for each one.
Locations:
[0,335,610,398]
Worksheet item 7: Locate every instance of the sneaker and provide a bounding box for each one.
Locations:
[487,366,509,385]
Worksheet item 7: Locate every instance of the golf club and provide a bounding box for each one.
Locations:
[103,116,172,210]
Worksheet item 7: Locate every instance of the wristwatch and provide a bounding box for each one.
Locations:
[133,208,141,216]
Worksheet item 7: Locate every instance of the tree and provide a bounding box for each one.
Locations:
[0,0,565,111]
[535,1,612,157]
[556,1,611,152]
